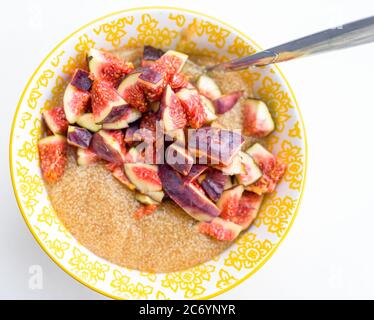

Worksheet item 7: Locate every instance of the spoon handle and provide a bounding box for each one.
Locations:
[209,16,374,71]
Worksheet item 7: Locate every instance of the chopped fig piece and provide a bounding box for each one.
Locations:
[107,164,136,191]
[232,191,264,229]
[245,143,287,194]
[188,127,244,166]
[91,130,126,164]
[91,80,128,124]
[124,146,143,163]
[184,165,208,184]
[135,193,159,205]
[158,165,220,221]
[102,106,141,130]
[196,75,222,100]
[146,190,165,203]
[242,99,275,137]
[124,123,139,144]
[217,185,244,221]
[124,163,162,193]
[117,72,147,112]
[152,50,188,77]
[169,72,188,90]
[200,168,227,202]
[198,217,242,241]
[142,45,164,66]
[139,112,157,141]
[165,143,193,176]
[160,85,187,132]
[176,88,207,128]
[236,152,262,186]
[214,152,243,175]
[214,90,244,114]
[38,135,68,183]
[63,83,90,123]
[76,113,102,132]
[199,95,218,123]
[70,69,92,91]
[87,48,134,86]
[67,125,92,148]
[76,148,99,166]
[42,106,68,135]
[165,128,186,145]
[137,68,165,101]
[133,204,158,219]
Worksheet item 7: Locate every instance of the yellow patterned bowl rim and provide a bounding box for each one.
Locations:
[9,6,307,299]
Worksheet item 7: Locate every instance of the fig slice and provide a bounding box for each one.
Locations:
[165,143,194,176]
[137,68,165,101]
[91,80,128,124]
[184,165,208,184]
[188,127,244,166]
[76,147,99,166]
[76,113,102,132]
[158,164,220,222]
[242,99,275,137]
[117,72,147,112]
[105,163,136,191]
[234,191,263,229]
[245,143,287,194]
[146,190,165,203]
[135,193,160,205]
[160,85,187,132]
[199,95,218,123]
[196,74,222,100]
[200,168,227,202]
[87,48,134,86]
[70,69,92,92]
[176,88,207,128]
[235,152,262,186]
[141,45,164,67]
[67,125,92,148]
[38,135,68,183]
[214,90,244,114]
[63,83,90,124]
[155,50,188,76]
[124,123,139,144]
[198,217,242,241]
[42,106,69,135]
[217,185,244,220]
[124,163,162,193]
[91,130,126,164]
[102,106,141,130]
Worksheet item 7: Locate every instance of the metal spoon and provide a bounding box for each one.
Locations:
[208,16,374,72]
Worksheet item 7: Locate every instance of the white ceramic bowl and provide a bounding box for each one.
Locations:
[10,7,307,299]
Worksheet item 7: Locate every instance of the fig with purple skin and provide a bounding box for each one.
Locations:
[102,106,141,130]
[158,164,220,222]
[217,185,244,221]
[176,88,207,128]
[42,106,68,135]
[196,74,222,100]
[76,113,102,132]
[76,148,99,166]
[91,130,126,164]
[124,123,139,144]
[63,83,90,124]
[199,95,218,123]
[214,91,244,114]
[124,163,162,193]
[70,69,92,92]
[242,99,275,137]
[235,151,262,186]
[165,128,186,145]
[117,72,147,112]
[198,217,242,241]
[153,50,188,76]
[165,143,193,176]
[137,68,165,101]
[184,165,208,184]
[160,85,187,132]
[141,45,164,67]
[200,168,227,202]
[188,127,244,166]
[234,191,263,229]
[67,125,92,148]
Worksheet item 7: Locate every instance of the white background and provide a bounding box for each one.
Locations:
[0,0,373,299]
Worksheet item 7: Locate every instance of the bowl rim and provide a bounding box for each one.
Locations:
[9,6,308,300]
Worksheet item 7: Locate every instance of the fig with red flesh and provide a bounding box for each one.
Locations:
[91,130,126,164]
[63,83,90,124]
[67,125,92,148]
[160,85,187,132]
[42,106,68,135]
[200,168,227,202]
[117,72,147,112]
[91,80,128,124]
[214,90,244,114]
[76,113,102,132]
[38,135,68,183]
[176,88,207,128]
[184,165,208,184]
[165,128,186,145]
[242,99,275,137]
[87,48,134,86]
[158,164,220,222]
[233,191,264,229]
[169,72,188,91]
[124,163,162,193]
[198,217,242,241]
[196,74,222,100]
[152,50,188,78]
[70,69,92,92]
[137,68,165,101]
[102,106,141,130]
[246,143,287,194]
[141,45,164,67]
[199,95,218,123]
[214,152,243,175]
[124,147,143,163]
[235,151,262,186]
[105,163,136,191]
[124,123,139,144]
[139,112,157,142]
[188,127,244,166]
[217,185,244,221]
[165,143,193,176]
[76,147,99,166]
